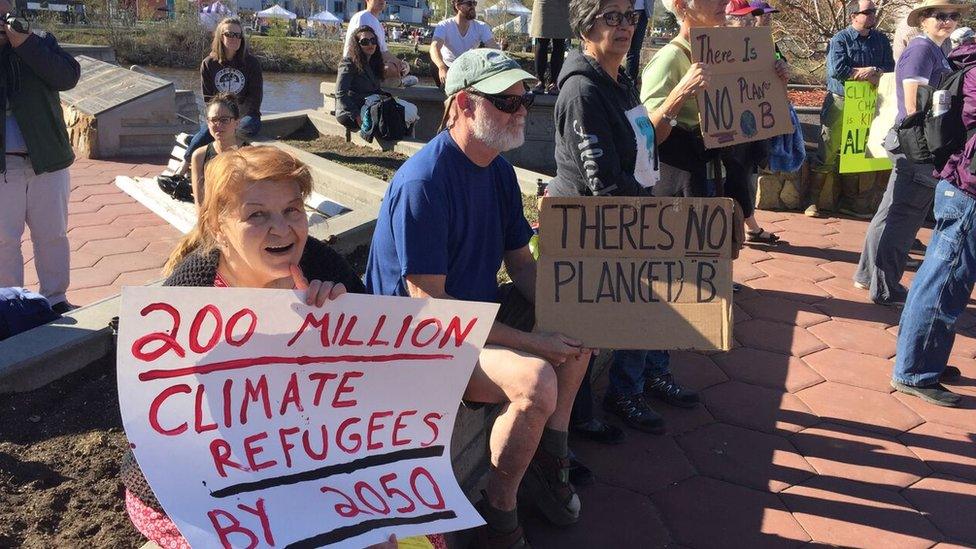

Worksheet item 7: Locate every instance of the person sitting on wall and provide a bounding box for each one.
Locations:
[189,93,248,209]
[120,146,450,549]
[344,0,409,81]
[176,17,263,178]
[365,49,593,546]
[430,0,498,88]
[336,25,385,130]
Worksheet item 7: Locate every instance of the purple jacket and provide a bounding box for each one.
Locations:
[938,43,976,195]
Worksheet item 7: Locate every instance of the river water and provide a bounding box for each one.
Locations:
[146,66,331,116]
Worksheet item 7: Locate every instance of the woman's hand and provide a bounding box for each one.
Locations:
[366,534,397,549]
[774,59,790,84]
[675,62,711,100]
[290,264,347,307]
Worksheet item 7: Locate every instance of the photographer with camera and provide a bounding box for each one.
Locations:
[0,0,81,314]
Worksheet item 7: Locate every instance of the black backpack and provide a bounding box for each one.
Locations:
[896,66,975,168]
[361,93,407,142]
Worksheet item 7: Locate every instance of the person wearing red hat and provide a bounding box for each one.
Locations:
[726,0,761,17]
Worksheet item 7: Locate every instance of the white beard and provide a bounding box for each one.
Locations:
[471,101,526,152]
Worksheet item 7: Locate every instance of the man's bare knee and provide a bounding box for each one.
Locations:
[508,358,557,418]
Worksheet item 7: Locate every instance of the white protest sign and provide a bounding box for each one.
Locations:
[117,287,497,548]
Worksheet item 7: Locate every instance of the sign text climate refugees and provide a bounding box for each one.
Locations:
[691,26,793,148]
[545,201,729,305]
[117,289,494,549]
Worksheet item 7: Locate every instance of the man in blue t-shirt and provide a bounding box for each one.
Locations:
[366,49,592,545]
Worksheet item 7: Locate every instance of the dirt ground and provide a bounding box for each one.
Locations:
[285,133,409,182]
[0,355,143,548]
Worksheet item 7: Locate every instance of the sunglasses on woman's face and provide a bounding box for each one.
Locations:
[223,31,243,39]
[358,37,378,46]
[468,90,535,114]
[930,11,961,22]
[598,10,641,27]
[208,116,236,125]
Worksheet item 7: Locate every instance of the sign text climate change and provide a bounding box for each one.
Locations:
[691,26,793,148]
[840,80,893,173]
[117,288,498,548]
[534,197,734,351]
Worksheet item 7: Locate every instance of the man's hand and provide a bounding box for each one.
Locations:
[3,21,30,48]
[527,332,590,367]
[850,67,876,82]
[774,59,790,84]
[438,64,449,87]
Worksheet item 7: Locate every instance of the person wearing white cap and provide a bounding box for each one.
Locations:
[366,49,592,546]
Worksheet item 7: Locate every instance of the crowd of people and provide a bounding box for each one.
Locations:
[2,0,976,546]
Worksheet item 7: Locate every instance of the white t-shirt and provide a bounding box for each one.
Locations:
[432,18,494,66]
[344,11,388,58]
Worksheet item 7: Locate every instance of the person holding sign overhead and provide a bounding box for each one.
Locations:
[854,0,967,307]
[119,146,437,549]
[549,0,698,436]
[366,49,592,546]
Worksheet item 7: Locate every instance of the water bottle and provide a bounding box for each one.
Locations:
[933,90,951,117]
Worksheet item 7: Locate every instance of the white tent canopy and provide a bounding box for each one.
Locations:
[308,9,341,24]
[484,0,531,16]
[493,14,529,34]
[256,4,297,20]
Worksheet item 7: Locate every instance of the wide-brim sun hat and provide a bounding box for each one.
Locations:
[444,48,537,96]
[907,0,972,27]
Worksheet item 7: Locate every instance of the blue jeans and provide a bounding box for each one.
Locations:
[608,349,671,397]
[893,180,976,387]
[625,8,649,83]
[183,114,262,162]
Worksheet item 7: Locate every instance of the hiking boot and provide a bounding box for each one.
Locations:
[942,365,962,382]
[645,373,700,408]
[891,379,962,407]
[521,449,580,526]
[568,455,595,486]
[569,418,625,445]
[602,393,665,434]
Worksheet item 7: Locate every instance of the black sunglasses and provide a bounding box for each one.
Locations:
[598,10,641,27]
[468,90,535,113]
[854,8,877,16]
[222,31,243,39]
[358,36,378,45]
[930,11,962,22]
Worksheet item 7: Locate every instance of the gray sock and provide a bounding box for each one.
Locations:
[480,495,519,534]
[541,427,569,458]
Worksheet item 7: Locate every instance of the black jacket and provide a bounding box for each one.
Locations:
[200,53,263,118]
[334,57,382,129]
[164,236,365,293]
[0,31,79,174]
[549,49,647,197]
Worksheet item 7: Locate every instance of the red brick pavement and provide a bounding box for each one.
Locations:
[19,157,180,306]
[523,209,976,549]
[19,161,976,547]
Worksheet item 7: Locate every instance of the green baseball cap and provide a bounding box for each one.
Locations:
[444,48,537,96]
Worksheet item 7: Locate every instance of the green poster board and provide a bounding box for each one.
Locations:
[840,81,893,173]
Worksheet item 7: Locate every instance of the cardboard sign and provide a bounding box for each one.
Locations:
[534,197,734,351]
[117,287,498,549]
[840,80,894,173]
[690,26,794,148]
[866,73,898,164]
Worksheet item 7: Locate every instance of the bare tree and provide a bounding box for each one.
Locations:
[771,0,914,59]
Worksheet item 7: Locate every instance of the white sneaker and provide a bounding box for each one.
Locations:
[853,280,869,290]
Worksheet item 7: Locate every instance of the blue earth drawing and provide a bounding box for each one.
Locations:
[740,110,758,138]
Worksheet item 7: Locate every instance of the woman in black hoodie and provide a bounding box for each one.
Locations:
[551,0,700,441]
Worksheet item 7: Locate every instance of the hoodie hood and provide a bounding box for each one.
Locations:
[950,42,976,70]
[557,49,633,94]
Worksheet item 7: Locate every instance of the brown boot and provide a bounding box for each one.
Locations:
[520,448,581,526]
